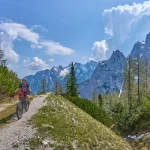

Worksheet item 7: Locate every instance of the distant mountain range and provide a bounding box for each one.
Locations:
[25,61,98,94]
[25,32,150,99]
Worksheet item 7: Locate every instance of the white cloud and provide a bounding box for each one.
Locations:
[0,21,75,64]
[32,25,48,32]
[0,22,39,63]
[27,57,49,71]
[91,40,108,61]
[89,57,95,61]
[23,57,30,64]
[32,41,75,55]
[23,59,27,63]
[0,23,39,43]
[0,32,19,63]
[37,41,75,55]
[49,58,54,62]
[92,1,150,60]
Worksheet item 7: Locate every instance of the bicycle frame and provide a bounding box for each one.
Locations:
[20,93,27,109]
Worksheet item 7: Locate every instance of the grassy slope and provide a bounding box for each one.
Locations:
[27,94,132,150]
[0,104,16,122]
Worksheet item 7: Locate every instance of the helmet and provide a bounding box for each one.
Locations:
[22,78,27,82]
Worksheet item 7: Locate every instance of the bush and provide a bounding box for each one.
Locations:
[112,104,134,134]
[64,95,112,127]
[112,97,150,135]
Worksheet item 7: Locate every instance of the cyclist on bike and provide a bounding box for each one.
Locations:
[15,78,31,101]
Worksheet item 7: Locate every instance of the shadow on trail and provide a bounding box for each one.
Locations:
[0,113,18,124]
[7,114,18,123]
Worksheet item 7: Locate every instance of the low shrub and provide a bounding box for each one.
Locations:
[112,97,150,135]
[64,95,112,127]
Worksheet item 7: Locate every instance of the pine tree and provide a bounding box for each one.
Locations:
[0,49,7,66]
[41,78,48,93]
[123,56,135,114]
[66,62,78,96]
[98,94,103,107]
[92,91,98,105]
[66,75,71,95]
[136,54,141,106]
[54,80,59,95]
[106,93,120,111]
[134,54,145,106]
[143,58,149,94]
[53,80,64,95]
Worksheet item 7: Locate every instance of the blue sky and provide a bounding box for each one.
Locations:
[0,0,149,78]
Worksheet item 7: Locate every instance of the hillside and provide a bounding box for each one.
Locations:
[24,94,132,150]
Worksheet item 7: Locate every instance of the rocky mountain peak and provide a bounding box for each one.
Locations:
[109,50,126,62]
[130,41,145,58]
[74,62,83,67]
[145,32,150,47]
[85,61,98,68]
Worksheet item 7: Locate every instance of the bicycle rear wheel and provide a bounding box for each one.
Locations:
[16,100,23,119]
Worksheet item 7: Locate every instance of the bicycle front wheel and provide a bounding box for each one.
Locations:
[25,100,29,112]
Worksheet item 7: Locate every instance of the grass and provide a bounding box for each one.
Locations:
[26,94,131,150]
[0,104,16,122]
[65,95,112,127]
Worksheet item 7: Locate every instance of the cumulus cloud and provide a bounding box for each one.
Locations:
[0,22,75,64]
[92,1,150,61]
[27,57,49,71]
[0,32,19,63]
[91,40,108,61]
[0,22,39,63]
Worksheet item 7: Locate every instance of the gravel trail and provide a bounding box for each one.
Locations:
[0,95,47,150]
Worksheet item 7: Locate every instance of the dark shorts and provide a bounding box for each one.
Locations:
[22,92,30,96]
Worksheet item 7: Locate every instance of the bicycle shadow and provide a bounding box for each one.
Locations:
[5,114,18,123]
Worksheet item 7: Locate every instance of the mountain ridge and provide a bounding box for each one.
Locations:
[25,61,98,94]
[25,32,150,99]
[78,50,126,99]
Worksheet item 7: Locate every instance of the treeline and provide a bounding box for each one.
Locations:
[123,55,149,112]
[52,57,150,134]
[0,50,20,101]
[91,55,150,135]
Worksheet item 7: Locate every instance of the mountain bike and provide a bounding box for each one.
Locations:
[16,92,30,119]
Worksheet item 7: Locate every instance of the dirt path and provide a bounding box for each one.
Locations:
[0,95,47,150]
